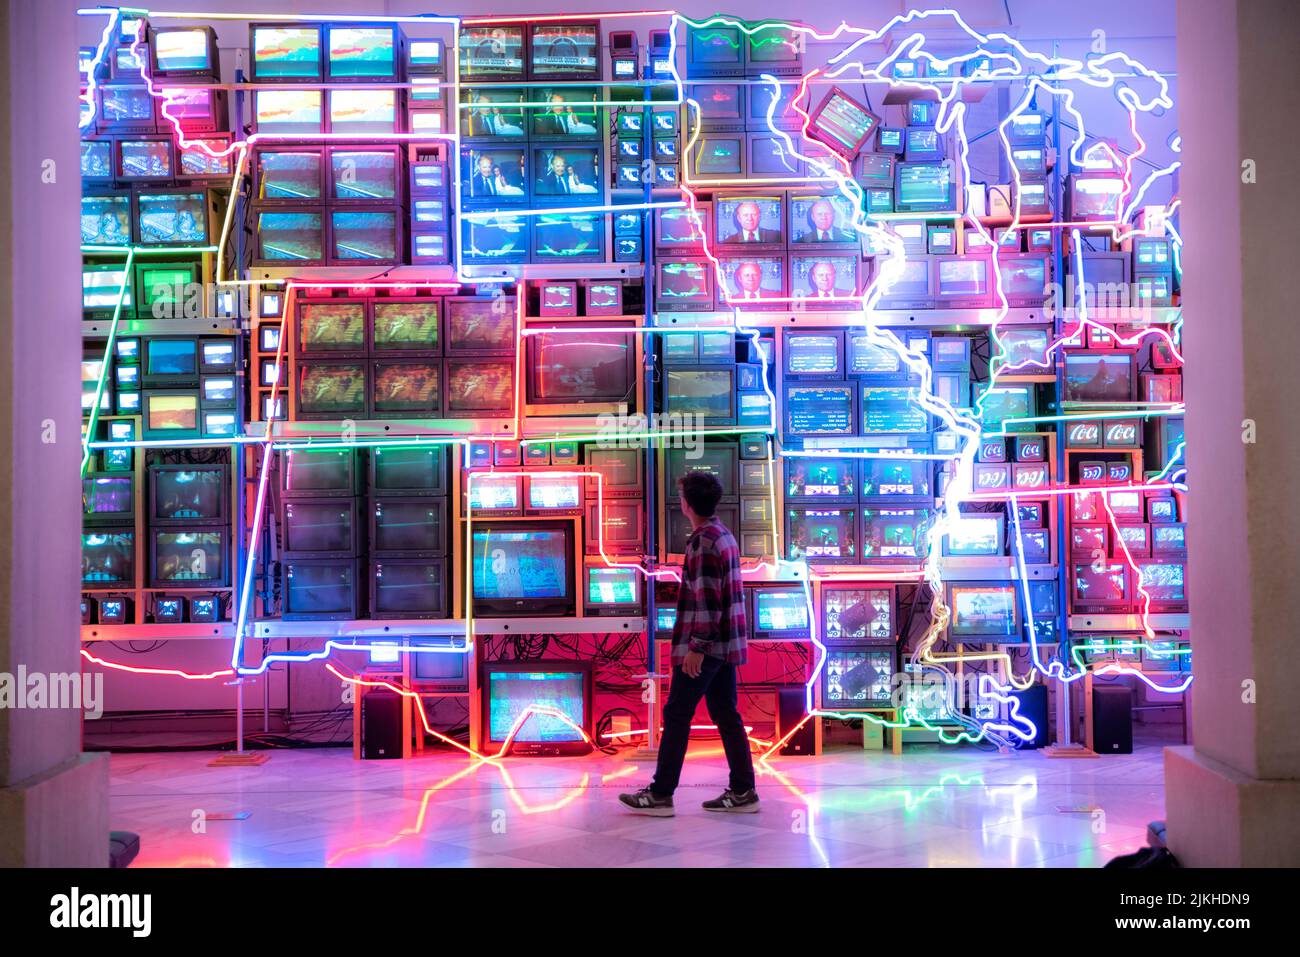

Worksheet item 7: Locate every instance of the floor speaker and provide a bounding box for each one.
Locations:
[778,686,816,756]
[1092,685,1133,754]
[1010,684,1050,749]
[362,690,404,759]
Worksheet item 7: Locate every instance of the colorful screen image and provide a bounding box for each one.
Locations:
[83,476,133,516]
[690,83,742,121]
[848,336,903,375]
[533,147,600,196]
[810,90,878,153]
[754,589,809,633]
[950,586,1017,641]
[258,150,322,201]
[1072,176,1124,219]
[791,255,859,301]
[657,207,707,247]
[588,567,639,606]
[786,507,857,561]
[373,363,440,414]
[1137,561,1185,601]
[528,476,582,509]
[861,387,928,434]
[862,508,934,560]
[82,532,134,584]
[473,528,569,600]
[459,26,525,79]
[531,88,599,135]
[299,302,365,352]
[998,328,1050,367]
[532,332,632,402]
[297,364,365,415]
[83,266,132,310]
[328,89,396,135]
[530,23,599,77]
[330,210,397,261]
[789,194,857,244]
[154,468,223,520]
[719,256,784,302]
[468,475,520,511]
[657,261,711,306]
[153,530,224,583]
[118,140,172,179]
[445,361,513,413]
[937,258,989,297]
[154,28,211,72]
[373,302,439,351]
[327,26,395,78]
[146,393,199,432]
[101,86,154,122]
[330,150,397,200]
[1152,524,1186,552]
[461,88,526,137]
[665,369,733,420]
[998,257,1048,301]
[253,26,321,78]
[947,516,1002,556]
[147,339,198,376]
[691,135,744,176]
[785,385,854,435]
[254,90,323,135]
[81,195,131,246]
[258,211,323,261]
[823,588,892,640]
[137,192,206,245]
[786,458,855,499]
[896,162,954,208]
[82,141,113,179]
[823,647,894,706]
[461,215,527,261]
[159,87,217,125]
[533,212,602,261]
[1073,563,1128,603]
[862,458,931,497]
[447,300,515,353]
[486,669,586,743]
[786,334,842,376]
[179,140,232,178]
[689,24,742,65]
[462,146,528,200]
[1064,354,1133,402]
[715,195,783,245]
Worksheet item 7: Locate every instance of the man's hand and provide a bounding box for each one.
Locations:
[682,650,705,678]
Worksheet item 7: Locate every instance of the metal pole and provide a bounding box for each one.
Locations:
[641,80,659,752]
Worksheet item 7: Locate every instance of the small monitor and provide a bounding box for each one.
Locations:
[82,531,135,586]
[251,24,322,80]
[459,25,525,81]
[1063,353,1136,403]
[686,23,744,77]
[785,506,857,562]
[151,26,218,77]
[783,330,844,377]
[1070,174,1124,222]
[689,134,745,179]
[529,22,600,81]
[586,566,641,615]
[444,359,513,415]
[822,586,893,640]
[949,583,1019,641]
[860,386,929,435]
[151,529,227,587]
[151,465,227,522]
[806,87,880,159]
[894,161,956,213]
[664,367,735,424]
[751,587,811,639]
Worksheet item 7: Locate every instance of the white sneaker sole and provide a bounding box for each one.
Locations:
[625,805,675,817]
[704,802,760,813]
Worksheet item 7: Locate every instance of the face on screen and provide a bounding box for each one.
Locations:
[792,256,857,300]
[463,148,527,200]
[791,195,856,244]
[533,148,600,195]
[720,258,782,301]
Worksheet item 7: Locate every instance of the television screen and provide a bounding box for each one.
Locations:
[528,475,583,511]
[587,566,640,607]
[784,384,854,436]
[715,194,784,245]
[373,362,440,415]
[297,364,366,416]
[936,257,990,303]
[808,88,879,157]
[328,89,396,135]
[533,212,603,262]
[444,360,514,414]
[100,86,155,126]
[753,588,810,634]
[690,135,744,177]
[252,25,321,79]
[667,446,736,498]
[530,23,599,79]
[822,646,894,707]
[1064,354,1133,402]
[718,255,784,303]
[823,587,893,640]
[81,194,132,246]
[282,560,357,618]
[786,506,857,561]
[484,664,590,749]
[998,328,1050,367]
[950,584,1017,639]
[330,150,398,201]
[789,193,857,245]
[283,500,355,554]
[330,210,398,262]
[459,25,525,80]
[82,532,134,585]
[665,368,734,421]
[1072,175,1124,221]
[372,560,445,617]
[137,192,206,245]
[83,265,133,311]
[373,301,439,352]
[861,508,934,560]
[253,90,323,135]
[749,134,803,177]
[784,332,842,377]
[862,457,931,497]
[1073,563,1129,605]
[1152,524,1186,554]
[118,139,172,180]
[998,255,1049,305]
[299,302,365,353]
[461,87,527,138]
[411,642,468,686]
[472,525,571,603]
[372,447,444,494]
[790,255,859,301]
[152,530,225,585]
[946,516,1002,556]
[533,146,601,197]
[326,25,396,79]
[283,450,354,495]
[147,339,198,378]
[531,88,599,137]
[178,138,233,179]
[688,25,743,71]
[467,474,520,512]
[656,261,712,310]
[895,162,955,211]
[257,150,323,201]
[879,256,932,304]
[861,387,929,434]
[656,206,708,249]
[690,83,744,126]
[586,447,642,496]
[446,299,515,354]
[81,141,114,181]
[461,214,528,263]
[462,146,528,202]
[529,330,633,404]
[83,476,133,518]
[372,501,444,553]
[1137,561,1185,603]
[152,467,224,521]
[785,457,855,501]
[153,27,212,73]
[847,336,904,376]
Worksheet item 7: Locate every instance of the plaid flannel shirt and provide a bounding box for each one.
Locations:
[671,517,748,666]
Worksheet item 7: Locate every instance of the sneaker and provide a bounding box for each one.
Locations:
[618,787,675,817]
[702,789,760,813]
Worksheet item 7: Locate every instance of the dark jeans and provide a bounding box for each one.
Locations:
[651,655,756,797]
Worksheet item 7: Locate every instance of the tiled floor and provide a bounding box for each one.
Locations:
[108,737,1169,867]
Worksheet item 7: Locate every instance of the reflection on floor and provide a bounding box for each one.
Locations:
[108,736,1170,868]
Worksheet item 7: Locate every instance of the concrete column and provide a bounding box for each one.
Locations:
[0,0,109,867]
[1167,0,1300,866]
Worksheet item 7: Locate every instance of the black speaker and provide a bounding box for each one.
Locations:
[1011,684,1050,749]
[777,686,816,756]
[1093,685,1133,754]
[362,690,404,759]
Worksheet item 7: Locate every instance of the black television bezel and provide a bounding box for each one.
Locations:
[784,504,859,564]
[149,526,230,588]
[369,557,449,619]
[281,448,359,498]
[81,529,136,590]
[687,81,746,132]
[408,636,470,690]
[149,24,220,79]
[480,658,594,755]
[281,497,361,559]
[281,558,361,620]
[875,253,935,310]
[527,20,602,82]
[665,501,740,555]
[464,472,524,518]
[947,581,1022,643]
[369,445,448,496]
[443,357,515,416]
[583,444,644,500]
[744,22,805,77]
[713,191,786,250]
[583,499,645,555]
[1062,351,1139,404]
[1134,558,1188,612]
[148,463,228,525]
[782,381,857,438]
[663,364,737,426]
[249,22,324,83]
[820,585,896,642]
[96,83,158,134]
[459,212,531,266]
[371,358,442,419]
[80,187,134,249]
[470,519,577,617]
[370,497,448,557]
[82,472,136,526]
[133,261,200,320]
[749,585,812,640]
[583,564,643,616]
[820,641,897,709]
[253,205,327,267]
[327,205,403,267]
[141,336,200,388]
